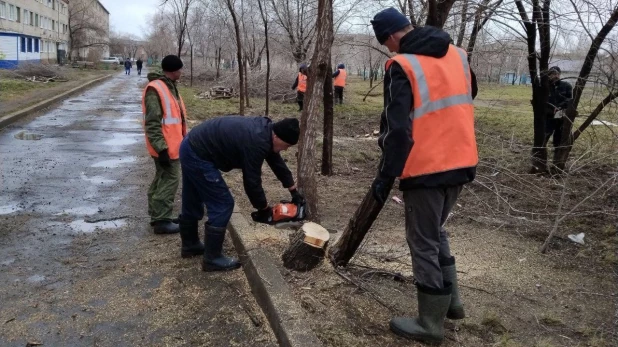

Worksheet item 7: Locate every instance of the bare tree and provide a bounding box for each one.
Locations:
[297,0,334,221]
[268,0,318,63]
[68,0,109,60]
[223,0,246,114]
[257,0,271,115]
[163,0,196,58]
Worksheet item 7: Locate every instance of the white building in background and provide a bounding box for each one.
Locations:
[0,0,69,68]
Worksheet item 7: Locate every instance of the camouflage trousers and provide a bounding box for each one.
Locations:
[148,158,180,223]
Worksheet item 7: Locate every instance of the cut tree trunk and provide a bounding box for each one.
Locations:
[282,222,330,271]
[328,179,394,267]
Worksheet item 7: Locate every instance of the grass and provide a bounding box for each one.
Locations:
[0,78,55,102]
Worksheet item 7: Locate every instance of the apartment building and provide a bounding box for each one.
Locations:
[0,0,69,68]
[70,0,110,61]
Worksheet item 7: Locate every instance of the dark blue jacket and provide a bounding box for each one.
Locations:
[548,80,573,112]
[187,116,295,209]
[124,60,132,68]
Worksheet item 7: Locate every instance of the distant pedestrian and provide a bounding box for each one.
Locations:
[142,55,186,235]
[124,58,132,75]
[136,58,143,76]
[333,63,347,104]
[291,64,308,111]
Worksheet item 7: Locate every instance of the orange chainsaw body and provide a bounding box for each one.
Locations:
[272,203,299,223]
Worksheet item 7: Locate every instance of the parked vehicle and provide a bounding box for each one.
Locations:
[100,57,121,64]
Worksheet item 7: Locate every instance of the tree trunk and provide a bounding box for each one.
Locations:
[216,47,221,80]
[257,0,270,116]
[425,0,456,28]
[297,0,333,222]
[244,57,251,108]
[225,0,245,115]
[282,222,330,271]
[190,44,194,87]
[456,0,469,47]
[328,179,394,267]
[322,63,334,176]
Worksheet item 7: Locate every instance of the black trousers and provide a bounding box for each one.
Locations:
[545,117,564,148]
[297,91,305,111]
[334,86,344,104]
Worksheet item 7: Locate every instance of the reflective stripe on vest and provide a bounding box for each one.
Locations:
[298,72,307,93]
[142,80,187,159]
[385,45,478,179]
[396,50,473,120]
[334,69,347,87]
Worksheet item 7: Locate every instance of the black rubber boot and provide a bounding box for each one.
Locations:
[390,283,452,345]
[202,225,241,272]
[179,218,204,258]
[441,256,465,319]
[153,220,180,234]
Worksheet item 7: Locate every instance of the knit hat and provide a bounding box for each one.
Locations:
[549,66,561,73]
[337,63,345,69]
[161,55,184,72]
[273,118,300,145]
[371,7,411,44]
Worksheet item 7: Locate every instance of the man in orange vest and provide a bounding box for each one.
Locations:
[371,8,478,344]
[291,63,308,111]
[332,63,347,104]
[143,55,187,235]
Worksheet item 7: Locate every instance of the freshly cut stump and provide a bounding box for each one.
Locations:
[282,222,330,271]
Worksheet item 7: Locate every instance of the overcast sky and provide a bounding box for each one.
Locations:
[101,0,161,38]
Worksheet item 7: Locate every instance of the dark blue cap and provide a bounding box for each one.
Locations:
[337,63,345,69]
[371,7,411,44]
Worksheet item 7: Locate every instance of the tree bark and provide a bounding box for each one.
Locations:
[322,63,334,176]
[244,57,251,108]
[456,0,469,47]
[297,0,333,221]
[282,222,330,271]
[225,0,245,115]
[328,179,394,267]
[425,0,457,28]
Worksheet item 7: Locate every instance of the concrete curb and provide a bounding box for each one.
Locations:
[228,209,322,347]
[0,73,115,129]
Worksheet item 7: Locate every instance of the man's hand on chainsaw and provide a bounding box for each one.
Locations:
[251,206,273,224]
[290,189,305,205]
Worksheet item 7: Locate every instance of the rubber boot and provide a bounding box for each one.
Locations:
[441,256,465,320]
[179,218,204,258]
[153,220,180,234]
[390,283,452,345]
[202,225,241,272]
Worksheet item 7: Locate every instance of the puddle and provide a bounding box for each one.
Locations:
[91,157,136,168]
[70,219,127,233]
[102,137,140,146]
[26,274,46,283]
[14,130,44,140]
[80,172,116,184]
[1,258,16,266]
[0,204,23,215]
[56,206,101,216]
[69,99,88,103]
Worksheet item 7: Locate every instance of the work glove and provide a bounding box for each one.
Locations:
[371,175,393,205]
[251,206,273,225]
[290,189,305,205]
[157,149,171,168]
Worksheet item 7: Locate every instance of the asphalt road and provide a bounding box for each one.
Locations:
[0,71,276,346]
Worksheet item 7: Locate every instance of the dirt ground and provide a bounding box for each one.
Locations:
[183,75,618,347]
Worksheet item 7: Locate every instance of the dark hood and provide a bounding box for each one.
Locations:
[398,26,452,58]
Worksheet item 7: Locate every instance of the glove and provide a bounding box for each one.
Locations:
[157,149,171,167]
[290,189,305,205]
[251,207,273,224]
[371,176,392,205]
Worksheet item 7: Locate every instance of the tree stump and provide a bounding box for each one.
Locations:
[282,222,330,271]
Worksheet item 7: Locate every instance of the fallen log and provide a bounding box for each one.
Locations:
[282,222,330,271]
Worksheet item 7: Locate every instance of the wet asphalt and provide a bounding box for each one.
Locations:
[0,71,276,346]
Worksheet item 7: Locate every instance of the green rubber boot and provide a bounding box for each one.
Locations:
[441,256,465,319]
[390,283,452,345]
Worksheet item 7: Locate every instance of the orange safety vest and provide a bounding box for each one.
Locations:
[297,72,307,93]
[142,80,187,160]
[385,45,478,179]
[334,68,347,87]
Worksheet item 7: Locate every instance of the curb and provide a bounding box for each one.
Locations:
[0,73,115,129]
[228,209,322,347]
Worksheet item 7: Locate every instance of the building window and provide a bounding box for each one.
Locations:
[30,11,33,26]
[0,2,6,19]
[52,20,55,31]
[35,14,39,27]
[34,39,39,53]
[27,38,32,53]
[15,6,19,22]
[9,4,15,20]
[20,37,26,53]
[23,10,28,25]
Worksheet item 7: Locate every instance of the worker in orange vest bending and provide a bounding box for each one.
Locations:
[370,8,478,344]
[291,63,308,111]
[142,55,187,236]
[332,63,347,104]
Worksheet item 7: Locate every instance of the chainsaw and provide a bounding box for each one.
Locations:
[271,200,306,229]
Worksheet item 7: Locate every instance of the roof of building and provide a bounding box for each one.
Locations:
[548,58,584,73]
[98,0,110,14]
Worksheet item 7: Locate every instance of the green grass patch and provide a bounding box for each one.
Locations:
[0,78,55,101]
